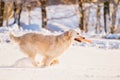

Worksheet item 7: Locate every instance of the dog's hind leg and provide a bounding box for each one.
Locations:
[20,45,39,67]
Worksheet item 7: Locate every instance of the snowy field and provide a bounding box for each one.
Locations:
[0,45,120,80]
[0,5,120,80]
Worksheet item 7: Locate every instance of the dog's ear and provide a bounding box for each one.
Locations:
[65,30,73,36]
[64,30,73,40]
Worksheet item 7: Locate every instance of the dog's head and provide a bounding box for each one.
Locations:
[65,29,91,43]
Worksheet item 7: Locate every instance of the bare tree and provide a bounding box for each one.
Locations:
[96,3,102,33]
[84,4,89,33]
[78,0,84,32]
[26,4,32,25]
[39,0,47,28]
[110,0,120,33]
[13,2,17,24]
[13,1,22,28]
[5,2,11,27]
[0,0,5,27]
[103,1,110,33]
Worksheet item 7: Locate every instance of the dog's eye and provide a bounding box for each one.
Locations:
[83,37,85,39]
[77,33,79,35]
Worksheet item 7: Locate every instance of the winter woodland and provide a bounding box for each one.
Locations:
[0,0,120,80]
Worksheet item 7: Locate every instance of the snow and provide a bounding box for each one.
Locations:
[0,4,120,80]
[0,46,120,80]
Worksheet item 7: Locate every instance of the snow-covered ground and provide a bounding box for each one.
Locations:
[0,45,120,80]
[0,5,120,80]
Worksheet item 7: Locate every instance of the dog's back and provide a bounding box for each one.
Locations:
[10,31,73,54]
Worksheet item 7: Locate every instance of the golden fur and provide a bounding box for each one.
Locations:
[10,30,79,67]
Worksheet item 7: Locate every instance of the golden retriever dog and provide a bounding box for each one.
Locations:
[10,29,91,67]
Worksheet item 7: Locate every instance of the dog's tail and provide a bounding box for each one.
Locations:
[9,31,21,44]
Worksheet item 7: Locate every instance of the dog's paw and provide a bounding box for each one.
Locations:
[50,59,59,66]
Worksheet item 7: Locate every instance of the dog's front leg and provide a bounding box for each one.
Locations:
[50,59,59,66]
[40,56,53,68]
[28,55,40,67]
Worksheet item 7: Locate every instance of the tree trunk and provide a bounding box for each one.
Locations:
[78,0,84,32]
[13,1,22,28]
[13,2,17,24]
[84,6,89,33]
[96,4,102,33]
[0,0,5,27]
[103,1,110,33]
[26,5,32,25]
[110,0,119,34]
[110,5,117,34]
[6,2,9,27]
[18,3,22,27]
[39,0,47,28]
